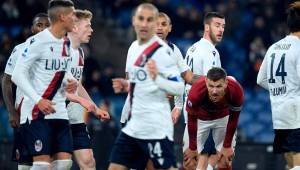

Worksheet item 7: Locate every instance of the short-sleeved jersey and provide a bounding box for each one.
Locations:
[121,41,189,124]
[122,35,182,140]
[186,76,244,149]
[183,38,221,122]
[257,35,300,129]
[14,29,73,123]
[4,43,26,107]
[67,47,86,124]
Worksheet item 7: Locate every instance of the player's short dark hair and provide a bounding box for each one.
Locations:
[32,13,48,24]
[207,67,227,81]
[48,0,74,23]
[48,0,74,9]
[204,12,225,25]
[159,12,172,25]
[287,1,300,33]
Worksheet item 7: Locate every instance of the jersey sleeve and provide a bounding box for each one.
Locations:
[11,37,42,104]
[223,78,244,147]
[152,47,184,96]
[4,45,21,75]
[173,45,190,73]
[185,77,205,114]
[257,51,269,89]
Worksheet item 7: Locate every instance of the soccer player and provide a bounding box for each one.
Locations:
[67,9,110,170]
[186,67,244,170]
[108,3,184,170]
[176,12,225,170]
[2,13,50,170]
[257,2,300,169]
[11,0,77,169]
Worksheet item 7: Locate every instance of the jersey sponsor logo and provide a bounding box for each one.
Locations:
[128,66,147,82]
[34,139,43,152]
[71,67,83,81]
[45,58,72,71]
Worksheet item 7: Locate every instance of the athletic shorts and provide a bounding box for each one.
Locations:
[71,123,92,150]
[273,128,300,154]
[110,132,177,169]
[20,115,73,156]
[11,127,32,164]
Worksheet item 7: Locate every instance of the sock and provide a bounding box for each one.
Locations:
[207,164,214,170]
[290,166,300,170]
[52,159,72,170]
[30,161,50,170]
[18,165,31,170]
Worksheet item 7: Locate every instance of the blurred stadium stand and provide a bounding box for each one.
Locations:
[0,0,297,169]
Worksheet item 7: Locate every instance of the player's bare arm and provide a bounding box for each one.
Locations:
[1,74,19,127]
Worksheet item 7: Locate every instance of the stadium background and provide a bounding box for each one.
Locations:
[0,0,296,169]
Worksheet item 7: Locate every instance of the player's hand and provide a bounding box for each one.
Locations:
[37,98,56,115]
[95,107,110,121]
[171,107,182,124]
[65,79,78,94]
[9,109,20,128]
[183,148,198,170]
[112,78,128,93]
[146,59,158,80]
[220,147,234,166]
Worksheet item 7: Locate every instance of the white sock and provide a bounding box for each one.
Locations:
[30,161,50,170]
[52,159,72,170]
[290,166,300,170]
[207,164,214,170]
[18,165,31,170]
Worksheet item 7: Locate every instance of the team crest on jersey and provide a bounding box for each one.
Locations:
[34,139,43,152]
[188,100,192,107]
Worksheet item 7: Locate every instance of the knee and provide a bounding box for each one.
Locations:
[78,157,95,169]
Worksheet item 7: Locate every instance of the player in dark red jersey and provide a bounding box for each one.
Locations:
[184,67,244,170]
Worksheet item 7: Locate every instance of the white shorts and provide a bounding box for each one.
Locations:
[182,116,236,153]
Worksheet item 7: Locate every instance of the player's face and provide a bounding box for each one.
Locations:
[133,7,157,43]
[32,17,50,34]
[156,16,171,40]
[63,7,76,32]
[74,19,93,43]
[206,78,227,103]
[208,17,225,44]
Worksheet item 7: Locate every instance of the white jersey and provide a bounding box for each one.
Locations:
[183,38,221,122]
[4,43,26,108]
[120,41,189,124]
[122,35,183,140]
[12,29,73,124]
[67,47,86,124]
[257,35,300,129]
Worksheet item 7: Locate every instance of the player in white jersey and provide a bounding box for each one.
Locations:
[178,12,225,170]
[11,1,77,170]
[1,13,50,170]
[257,2,300,169]
[108,3,184,170]
[68,9,110,170]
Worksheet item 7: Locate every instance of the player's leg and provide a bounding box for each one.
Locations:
[201,131,217,170]
[50,119,73,170]
[108,132,148,170]
[142,137,177,170]
[284,152,293,169]
[71,123,95,170]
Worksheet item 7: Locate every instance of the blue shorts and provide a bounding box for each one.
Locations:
[273,128,300,154]
[110,132,177,169]
[71,123,92,150]
[201,130,217,155]
[11,127,32,164]
[20,116,73,156]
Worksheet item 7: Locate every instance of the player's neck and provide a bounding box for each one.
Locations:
[290,31,300,39]
[68,33,80,49]
[48,25,67,39]
[203,34,216,46]
[137,35,154,45]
